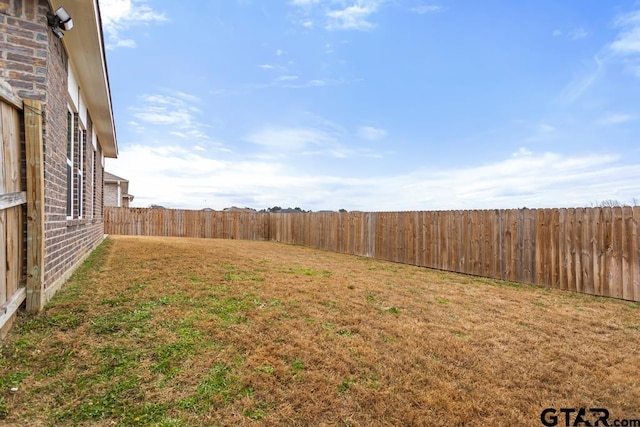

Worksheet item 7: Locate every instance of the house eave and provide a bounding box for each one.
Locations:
[49,0,118,158]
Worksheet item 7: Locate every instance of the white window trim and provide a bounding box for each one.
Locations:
[66,106,74,220]
[77,123,85,219]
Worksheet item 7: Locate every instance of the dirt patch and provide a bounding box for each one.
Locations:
[1,235,639,426]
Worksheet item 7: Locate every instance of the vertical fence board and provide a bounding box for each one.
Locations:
[622,206,633,300]
[504,210,516,282]
[581,208,594,295]
[547,209,556,286]
[558,209,566,290]
[535,209,545,285]
[574,208,584,293]
[592,209,602,296]
[633,207,640,301]
[611,207,623,299]
[494,210,503,280]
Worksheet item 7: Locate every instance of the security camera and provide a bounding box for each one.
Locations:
[52,26,64,39]
[47,6,73,37]
[55,7,73,30]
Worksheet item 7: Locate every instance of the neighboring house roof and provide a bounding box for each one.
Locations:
[50,0,118,158]
[104,171,134,201]
[104,171,128,183]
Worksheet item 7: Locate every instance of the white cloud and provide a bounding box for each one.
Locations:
[568,28,588,40]
[558,54,604,103]
[538,124,556,133]
[291,0,321,5]
[106,145,640,211]
[258,64,282,70]
[99,0,167,49]
[129,92,211,141]
[253,77,345,90]
[610,10,640,54]
[276,75,300,81]
[411,5,442,15]
[614,10,640,27]
[326,2,382,31]
[289,0,384,31]
[113,38,137,48]
[598,113,635,125]
[246,127,337,151]
[610,27,640,54]
[552,28,587,41]
[358,126,387,140]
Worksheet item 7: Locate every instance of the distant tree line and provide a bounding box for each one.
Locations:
[591,199,639,207]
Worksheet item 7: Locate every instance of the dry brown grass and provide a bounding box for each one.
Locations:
[0,235,639,426]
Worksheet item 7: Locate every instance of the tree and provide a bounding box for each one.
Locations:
[598,199,623,207]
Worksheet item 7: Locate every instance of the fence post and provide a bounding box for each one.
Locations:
[24,99,45,312]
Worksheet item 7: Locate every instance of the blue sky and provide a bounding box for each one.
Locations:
[99,0,640,211]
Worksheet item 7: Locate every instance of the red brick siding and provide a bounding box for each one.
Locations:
[0,0,49,100]
[1,0,109,292]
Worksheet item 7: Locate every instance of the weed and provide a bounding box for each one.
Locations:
[0,371,29,389]
[257,365,274,374]
[386,306,400,315]
[324,300,339,310]
[436,298,450,305]
[0,396,7,419]
[100,296,132,307]
[338,377,356,393]
[243,403,270,420]
[282,267,332,277]
[291,360,305,373]
[223,271,264,282]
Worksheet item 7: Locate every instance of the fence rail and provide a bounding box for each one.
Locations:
[105,207,640,302]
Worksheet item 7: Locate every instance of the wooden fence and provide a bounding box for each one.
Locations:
[105,207,640,302]
[0,86,27,334]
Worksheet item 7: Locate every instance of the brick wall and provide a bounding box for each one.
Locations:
[1,0,107,294]
[104,182,119,207]
[0,0,49,101]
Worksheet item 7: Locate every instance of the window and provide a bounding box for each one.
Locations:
[92,149,97,218]
[66,109,74,218]
[77,126,85,218]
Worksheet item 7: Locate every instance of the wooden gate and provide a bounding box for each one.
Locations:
[0,84,26,334]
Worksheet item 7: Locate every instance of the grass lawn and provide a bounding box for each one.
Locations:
[0,235,639,426]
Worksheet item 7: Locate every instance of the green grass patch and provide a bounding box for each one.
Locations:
[90,307,153,335]
[281,267,332,277]
[152,341,195,379]
[209,297,251,325]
